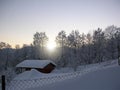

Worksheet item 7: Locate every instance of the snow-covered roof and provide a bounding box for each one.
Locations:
[16,60,56,68]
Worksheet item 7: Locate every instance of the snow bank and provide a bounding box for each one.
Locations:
[27,66,120,90]
[14,69,66,80]
[7,60,119,90]
[53,60,118,73]
[14,69,44,80]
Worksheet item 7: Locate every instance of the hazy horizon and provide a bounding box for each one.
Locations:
[0,0,120,47]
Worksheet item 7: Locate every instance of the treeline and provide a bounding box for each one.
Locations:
[55,25,120,70]
[0,25,120,71]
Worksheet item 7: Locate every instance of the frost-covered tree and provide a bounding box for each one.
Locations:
[81,33,86,47]
[33,32,48,59]
[114,29,120,65]
[33,32,48,47]
[15,44,20,49]
[56,30,67,67]
[56,30,67,57]
[93,28,106,63]
[13,44,21,66]
[85,33,93,64]
[5,44,11,70]
[104,25,118,38]
[79,33,87,63]
[67,30,81,70]
[68,30,81,48]
[21,44,30,60]
[104,25,118,60]
[0,42,6,49]
[0,42,13,70]
[106,37,117,60]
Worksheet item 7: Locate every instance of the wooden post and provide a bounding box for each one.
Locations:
[2,75,5,90]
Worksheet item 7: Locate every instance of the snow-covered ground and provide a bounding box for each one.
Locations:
[53,60,117,73]
[27,65,120,90]
[7,60,119,90]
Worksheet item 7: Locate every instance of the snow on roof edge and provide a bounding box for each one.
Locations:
[16,60,56,68]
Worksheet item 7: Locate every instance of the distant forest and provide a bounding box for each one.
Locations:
[0,25,120,72]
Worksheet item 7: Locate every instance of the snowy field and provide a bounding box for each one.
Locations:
[7,60,119,90]
[27,65,120,90]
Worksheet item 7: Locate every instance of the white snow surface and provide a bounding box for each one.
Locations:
[26,65,120,90]
[16,60,56,68]
[13,69,65,80]
[7,60,119,90]
[14,69,44,80]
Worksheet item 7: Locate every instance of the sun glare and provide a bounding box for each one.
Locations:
[47,41,56,51]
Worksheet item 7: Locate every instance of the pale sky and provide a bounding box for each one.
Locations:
[0,0,120,47]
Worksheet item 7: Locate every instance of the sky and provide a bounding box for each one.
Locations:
[0,0,120,47]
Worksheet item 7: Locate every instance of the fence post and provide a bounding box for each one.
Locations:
[2,75,5,90]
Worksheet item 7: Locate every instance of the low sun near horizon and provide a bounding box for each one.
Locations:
[47,41,56,51]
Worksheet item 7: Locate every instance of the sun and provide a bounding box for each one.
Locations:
[47,41,56,51]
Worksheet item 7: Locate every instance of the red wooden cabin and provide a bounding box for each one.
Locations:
[16,60,56,73]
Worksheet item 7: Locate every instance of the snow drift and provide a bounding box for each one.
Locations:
[26,66,120,90]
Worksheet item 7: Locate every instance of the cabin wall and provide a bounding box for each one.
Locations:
[39,63,56,73]
[19,63,56,73]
